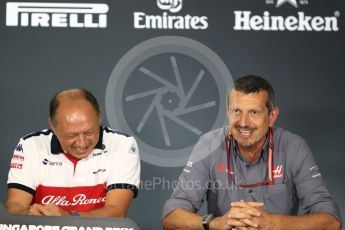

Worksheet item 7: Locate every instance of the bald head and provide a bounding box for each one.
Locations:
[49,88,101,127]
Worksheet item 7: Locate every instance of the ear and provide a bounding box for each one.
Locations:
[48,117,55,131]
[269,106,279,127]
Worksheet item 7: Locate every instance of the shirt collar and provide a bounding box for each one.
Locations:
[51,126,104,154]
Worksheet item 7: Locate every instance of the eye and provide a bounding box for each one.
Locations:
[231,109,240,115]
[250,110,260,116]
[64,134,77,139]
[85,130,95,136]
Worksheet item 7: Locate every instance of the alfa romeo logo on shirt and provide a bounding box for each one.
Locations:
[105,36,232,167]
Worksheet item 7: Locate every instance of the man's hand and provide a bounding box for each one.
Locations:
[209,201,263,230]
[230,202,342,230]
[253,207,276,230]
[28,203,70,216]
[231,201,276,230]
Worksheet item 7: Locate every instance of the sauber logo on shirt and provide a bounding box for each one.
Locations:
[273,165,283,178]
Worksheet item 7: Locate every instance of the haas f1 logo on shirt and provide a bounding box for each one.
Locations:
[272,165,283,178]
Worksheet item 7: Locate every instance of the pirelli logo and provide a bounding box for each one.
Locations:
[6,2,109,28]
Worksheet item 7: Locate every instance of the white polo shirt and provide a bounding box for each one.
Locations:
[8,126,140,212]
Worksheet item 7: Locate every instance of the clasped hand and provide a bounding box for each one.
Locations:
[211,200,274,230]
[28,203,70,216]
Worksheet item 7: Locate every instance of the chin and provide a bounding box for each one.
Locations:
[72,152,91,159]
[237,139,255,148]
[239,142,252,148]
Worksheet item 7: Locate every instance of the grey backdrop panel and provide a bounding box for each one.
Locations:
[0,0,344,229]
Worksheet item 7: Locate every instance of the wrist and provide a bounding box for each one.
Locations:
[271,214,282,230]
[202,214,215,230]
[208,216,219,230]
[70,211,80,216]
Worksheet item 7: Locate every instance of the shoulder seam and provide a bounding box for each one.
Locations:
[103,127,131,137]
[23,129,52,140]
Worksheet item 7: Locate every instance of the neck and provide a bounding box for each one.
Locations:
[237,138,266,164]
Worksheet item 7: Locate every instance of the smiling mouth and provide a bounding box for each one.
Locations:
[74,146,89,154]
[237,128,255,138]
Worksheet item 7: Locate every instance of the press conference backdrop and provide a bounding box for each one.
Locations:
[0,0,344,229]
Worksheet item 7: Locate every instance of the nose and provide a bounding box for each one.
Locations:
[76,134,86,147]
[238,113,249,127]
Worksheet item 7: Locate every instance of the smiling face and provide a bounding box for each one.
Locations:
[50,98,101,159]
[227,89,278,153]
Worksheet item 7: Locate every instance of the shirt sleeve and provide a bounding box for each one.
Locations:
[292,139,342,223]
[162,135,212,220]
[7,138,38,195]
[106,136,141,198]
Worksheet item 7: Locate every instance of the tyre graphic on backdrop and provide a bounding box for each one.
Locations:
[105,36,233,167]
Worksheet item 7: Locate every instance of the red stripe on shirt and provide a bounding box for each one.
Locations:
[34,184,106,211]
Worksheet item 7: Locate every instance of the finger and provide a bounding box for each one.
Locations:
[44,204,66,216]
[228,211,253,219]
[44,203,57,208]
[232,226,249,230]
[228,214,260,228]
[246,202,264,207]
[233,226,257,230]
[33,204,51,216]
[227,213,259,228]
[28,208,41,216]
[237,218,259,228]
[240,228,250,230]
[28,204,44,216]
[231,200,245,206]
[44,203,60,212]
[44,205,58,215]
[228,219,248,227]
[228,207,261,218]
[231,201,263,208]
